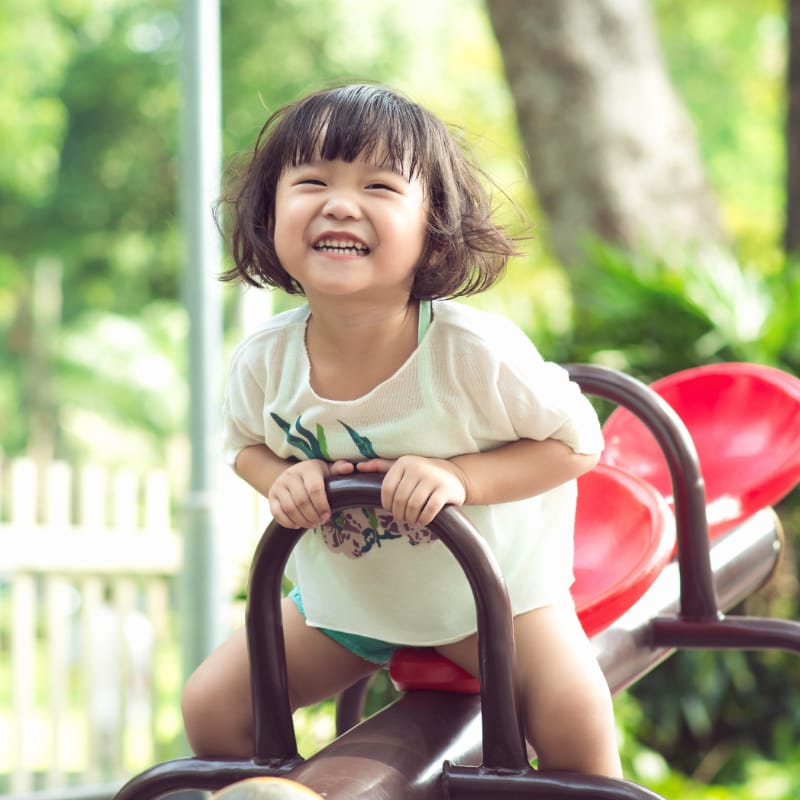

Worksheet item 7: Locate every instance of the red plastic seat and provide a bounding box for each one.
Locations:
[388,647,481,693]
[389,463,675,692]
[571,463,675,637]
[601,363,800,539]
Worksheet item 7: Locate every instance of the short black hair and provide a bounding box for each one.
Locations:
[218,83,518,299]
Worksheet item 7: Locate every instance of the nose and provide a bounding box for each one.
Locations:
[322,189,361,221]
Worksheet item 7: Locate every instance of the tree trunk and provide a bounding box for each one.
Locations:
[486,0,728,267]
[786,0,800,254]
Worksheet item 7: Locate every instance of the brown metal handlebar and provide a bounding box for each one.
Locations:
[245,472,528,770]
[566,364,720,622]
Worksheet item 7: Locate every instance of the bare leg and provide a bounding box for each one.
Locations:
[436,597,622,777]
[181,597,377,758]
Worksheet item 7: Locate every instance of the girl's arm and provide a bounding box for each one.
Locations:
[234,444,294,497]
[234,444,355,528]
[356,438,598,527]
[450,438,599,505]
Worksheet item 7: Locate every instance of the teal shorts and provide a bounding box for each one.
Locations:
[288,585,400,666]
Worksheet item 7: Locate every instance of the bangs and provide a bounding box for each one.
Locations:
[279,85,428,179]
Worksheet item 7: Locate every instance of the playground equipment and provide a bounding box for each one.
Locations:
[115,362,800,800]
[602,362,800,539]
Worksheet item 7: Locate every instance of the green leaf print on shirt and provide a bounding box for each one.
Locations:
[270,414,376,462]
[269,413,330,460]
[315,424,329,459]
[338,420,379,458]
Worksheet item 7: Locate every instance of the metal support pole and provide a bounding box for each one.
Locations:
[179,0,224,682]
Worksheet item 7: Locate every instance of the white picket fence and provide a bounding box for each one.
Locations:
[0,456,269,798]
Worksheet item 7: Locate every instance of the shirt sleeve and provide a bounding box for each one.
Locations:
[221,345,267,466]
[494,322,604,455]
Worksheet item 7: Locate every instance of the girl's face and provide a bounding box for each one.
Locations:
[273,153,428,305]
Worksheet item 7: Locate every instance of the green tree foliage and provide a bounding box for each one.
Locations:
[2,0,182,319]
[653,0,786,258]
[0,0,71,454]
[1,0,184,462]
[0,1,70,206]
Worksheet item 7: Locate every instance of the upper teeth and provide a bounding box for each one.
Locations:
[315,239,368,254]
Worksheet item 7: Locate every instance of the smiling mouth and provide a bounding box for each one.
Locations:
[313,238,370,256]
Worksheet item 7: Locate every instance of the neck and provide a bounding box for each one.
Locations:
[307,297,420,354]
[304,297,422,400]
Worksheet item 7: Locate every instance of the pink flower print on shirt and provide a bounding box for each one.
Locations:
[375,510,438,546]
[320,507,437,559]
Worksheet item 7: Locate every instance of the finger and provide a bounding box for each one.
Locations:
[300,484,331,528]
[269,496,302,529]
[295,478,331,526]
[414,487,448,528]
[328,460,356,476]
[270,478,329,529]
[294,463,334,523]
[383,470,419,525]
[377,463,400,517]
[355,458,394,474]
[402,482,440,527]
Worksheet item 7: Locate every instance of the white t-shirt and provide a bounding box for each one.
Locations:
[222,300,603,645]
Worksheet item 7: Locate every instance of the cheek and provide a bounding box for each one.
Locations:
[272,181,294,234]
[273,193,305,233]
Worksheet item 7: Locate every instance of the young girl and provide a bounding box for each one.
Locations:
[181,83,622,777]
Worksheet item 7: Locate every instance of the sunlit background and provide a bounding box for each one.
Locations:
[1,1,798,798]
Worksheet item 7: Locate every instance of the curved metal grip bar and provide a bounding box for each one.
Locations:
[566,364,720,622]
[246,472,528,771]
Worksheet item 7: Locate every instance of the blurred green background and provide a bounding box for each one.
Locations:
[1,0,799,797]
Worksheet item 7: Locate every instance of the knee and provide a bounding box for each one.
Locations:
[181,665,253,758]
[180,669,212,754]
[181,669,203,726]
[526,682,621,777]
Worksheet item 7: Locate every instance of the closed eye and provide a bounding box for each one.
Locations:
[367,182,398,192]
[297,178,326,186]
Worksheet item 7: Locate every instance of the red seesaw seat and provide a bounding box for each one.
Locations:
[601,362,800,539]
[389,463,675,692]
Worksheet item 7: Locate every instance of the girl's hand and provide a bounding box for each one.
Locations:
[269,459,355,529]
[356,456,468,528]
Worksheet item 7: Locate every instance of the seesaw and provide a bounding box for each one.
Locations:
[114,362,800,800]
[602,362,800,539]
